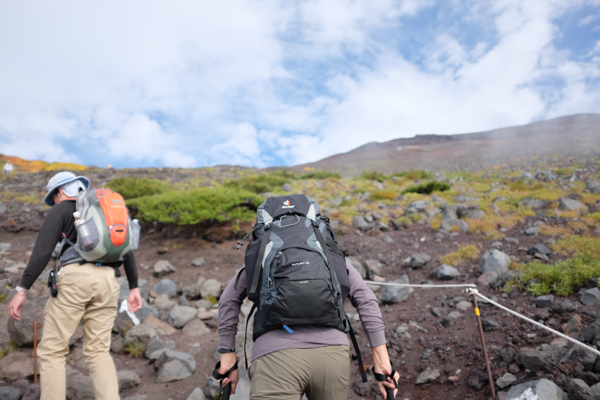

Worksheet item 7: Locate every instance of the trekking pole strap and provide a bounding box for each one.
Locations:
[348,324,368,383]
[212,361,239,380]
[372,363,398,400]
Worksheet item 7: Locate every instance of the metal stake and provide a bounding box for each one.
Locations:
[470,293,496,400]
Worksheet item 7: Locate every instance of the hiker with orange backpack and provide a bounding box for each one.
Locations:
[8,171,142,400]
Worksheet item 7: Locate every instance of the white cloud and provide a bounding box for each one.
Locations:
[0,0,598,168]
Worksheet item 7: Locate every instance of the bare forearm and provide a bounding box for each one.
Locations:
[372,344,393,374]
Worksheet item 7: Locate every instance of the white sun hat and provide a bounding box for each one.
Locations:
[44,171,90,206]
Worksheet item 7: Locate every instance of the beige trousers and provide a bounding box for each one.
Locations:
[37,263,121,400]
[248,346,351,400]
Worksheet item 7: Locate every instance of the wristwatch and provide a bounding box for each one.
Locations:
[218,348,236,354]
[15,286,27,293]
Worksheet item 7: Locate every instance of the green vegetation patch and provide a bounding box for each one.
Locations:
[107,176,172,200]
[392,170,432,180]
[403,181,451,195]
[128,187,262,226]
[299,170,341,180]
[224,173,290,194]
[123,342,145,358]
[360,171,388,182]
[514,236,600,296]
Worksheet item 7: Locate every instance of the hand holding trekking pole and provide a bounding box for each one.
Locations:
[372,344,399,399]
[213,354,239,400]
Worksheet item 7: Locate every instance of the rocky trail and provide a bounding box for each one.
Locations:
[1,157,600,399]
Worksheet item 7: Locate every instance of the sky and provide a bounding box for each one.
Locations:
[0,0,599,169]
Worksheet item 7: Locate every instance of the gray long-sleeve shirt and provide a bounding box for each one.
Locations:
[218,260,386,362]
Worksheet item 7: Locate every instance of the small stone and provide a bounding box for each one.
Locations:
[410,253,431,269]
[496,373,517,389]
[196,308,213,320]
[182,319,211,337]
[191,258,206,267]
[535,295,555,308]
[441,311,462,328]
[415,368,440,384]
[524,226,541,236]
[482,319,501,332]
[117,370,140,391]
[0,387,22,400]
[155,350,197,383]
[431,307,447,317]
[201,279,223,299]
[455,301,473,312]
[153,260,176,277]
[168,306,198,328]
[580,287,600,306]
[477,271,498,286]
[379,275,413,304]
[153,279,177,298]
[143,314,177,335]
[480,249,510,275]
[433,265,460,280]
[186,387,206,400]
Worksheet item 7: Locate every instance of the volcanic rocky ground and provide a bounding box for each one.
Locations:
[1,142,600,399]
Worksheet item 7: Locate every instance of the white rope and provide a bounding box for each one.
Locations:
[364,281,476,289]
[467,288,600,358]
[364,280,600,357]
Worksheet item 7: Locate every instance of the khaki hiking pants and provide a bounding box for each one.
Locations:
[37,263,121,400]
[248,346,351,400]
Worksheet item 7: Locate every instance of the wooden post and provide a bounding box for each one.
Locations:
[33,320,38,384]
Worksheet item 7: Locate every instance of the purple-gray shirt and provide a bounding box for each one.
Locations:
[218,260,386,362]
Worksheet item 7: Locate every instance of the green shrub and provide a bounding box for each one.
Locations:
[360,171,388,182]
[403,181,451,195]
[128,187,262,226]
[514,236,600,296]
[299,170,341,180]
[107,177,171,200]
[393,170,432,180]
[123,342,145,358]
[271,169,297,179]
[224,173,290,194]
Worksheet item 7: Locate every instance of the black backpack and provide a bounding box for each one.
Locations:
[235,194,367,381]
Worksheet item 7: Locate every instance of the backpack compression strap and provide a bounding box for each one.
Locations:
[249,226,270,297]
[312,223,341,299]
[243,304,257,371]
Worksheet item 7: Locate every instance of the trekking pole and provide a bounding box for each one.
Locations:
[372,364,398,400]
[467,289,496,400]
[33,320,38,384]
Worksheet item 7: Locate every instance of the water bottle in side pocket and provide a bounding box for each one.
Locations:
[131,219,140,250]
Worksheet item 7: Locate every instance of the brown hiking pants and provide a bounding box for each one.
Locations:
[248,345,351,400]
[37,263,121,400]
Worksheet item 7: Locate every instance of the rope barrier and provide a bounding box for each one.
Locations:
[365,280,600,357]
[363,281,476,289]
[467,288,600,358]
[366,279,600,399]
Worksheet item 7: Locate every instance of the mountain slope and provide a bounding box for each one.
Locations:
[294,114,600,176]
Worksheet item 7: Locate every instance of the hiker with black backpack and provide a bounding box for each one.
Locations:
[215,194,399,400]
[8,171,142,400]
